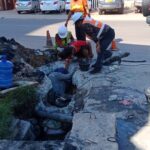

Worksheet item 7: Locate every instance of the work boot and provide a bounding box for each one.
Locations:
[90,67,102,74]
[104,50,112,60]
[91,50,112,68]
[91,63,96,68]
[103,52,130,66]
[90,53,103,74]
[103,56,121,66]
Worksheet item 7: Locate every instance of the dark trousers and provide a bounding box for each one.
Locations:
[75,23,86,41]
[95,28,115,69]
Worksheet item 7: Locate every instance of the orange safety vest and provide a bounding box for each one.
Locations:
[70,0,85,14]
[83,16,106,39]
[83,16,103,28]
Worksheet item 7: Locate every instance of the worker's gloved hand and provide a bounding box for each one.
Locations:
[87,13,91,17]
[65,22,68,27]
[96,42,101,53]
[57,47,64,52]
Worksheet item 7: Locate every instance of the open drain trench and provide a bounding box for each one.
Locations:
[0,36,79,149]
[0,36,98,148]
[0,37,149,150]
[0,67,77,141]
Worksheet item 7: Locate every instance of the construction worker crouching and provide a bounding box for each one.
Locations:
[55,25,74,52]
[65,0,90,41]
[72,12,115,74]
[58,40,93,60]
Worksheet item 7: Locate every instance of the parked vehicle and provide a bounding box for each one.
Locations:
[65,0,92,14]
[142,0,150,24]
[134,0,142,13]
[65,0,70,14]
[142,0,150,16]
[88,0,92,11]
[146,16,150,24]
[15,0,40,14]
[98,0,124,14]
[40,0,65,13]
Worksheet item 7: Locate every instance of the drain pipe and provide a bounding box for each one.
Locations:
[35,102,73,123]
[36,110,73,123]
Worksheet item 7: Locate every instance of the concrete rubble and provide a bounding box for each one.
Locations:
[10,119,37,140]
[0,36,150,150]
[64,56,149,150]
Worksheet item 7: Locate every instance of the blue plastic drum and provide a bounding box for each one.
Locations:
[0,56,13,88]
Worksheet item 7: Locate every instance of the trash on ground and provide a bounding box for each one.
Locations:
[119,99,133,106]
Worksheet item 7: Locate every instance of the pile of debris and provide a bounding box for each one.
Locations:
[0,36,75,143]
[0,36,58,81]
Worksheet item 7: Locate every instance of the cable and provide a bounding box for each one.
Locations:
[121,63,150,66]
[122,60,146,63]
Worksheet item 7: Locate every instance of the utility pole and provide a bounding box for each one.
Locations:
[3,0,7,10]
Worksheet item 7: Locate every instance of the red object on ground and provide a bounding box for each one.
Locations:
[71,40,87,53]
[119,99,133,106]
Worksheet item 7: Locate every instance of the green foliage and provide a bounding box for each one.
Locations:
[12,86,37,119]
[0,96,13,139]
[0,86,37,139]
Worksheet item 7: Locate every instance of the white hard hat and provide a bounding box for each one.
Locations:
[72,12,83,24]
[58,25,68,38]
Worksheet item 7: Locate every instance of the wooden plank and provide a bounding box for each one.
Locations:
[0,81,38,97]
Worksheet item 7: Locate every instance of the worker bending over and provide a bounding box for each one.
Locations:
[72,12,115,74]
[58,40,93,60]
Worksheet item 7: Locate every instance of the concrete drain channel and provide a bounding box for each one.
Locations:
[0,78,76,149]
[0,37,149,149]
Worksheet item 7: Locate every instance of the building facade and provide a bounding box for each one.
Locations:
[0,0,16,10]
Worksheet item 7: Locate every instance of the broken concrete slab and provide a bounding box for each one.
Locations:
[10,119,36,140]
[0,140,64,150]
[66,112,118,150]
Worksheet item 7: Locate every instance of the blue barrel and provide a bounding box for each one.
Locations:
[0,56,13,88]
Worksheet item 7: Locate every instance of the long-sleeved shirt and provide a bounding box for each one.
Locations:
[71,40,87,53]
[55,31,74,49]
[82,23,111,43]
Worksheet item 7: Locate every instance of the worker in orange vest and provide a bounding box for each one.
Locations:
[72,12,115,74]
[65,0,90,41]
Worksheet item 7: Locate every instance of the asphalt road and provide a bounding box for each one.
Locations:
[0,10,150,59]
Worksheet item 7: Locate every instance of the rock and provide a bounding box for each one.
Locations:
[72,70,91,89]
[109,65,120,72]
[43,120,62,130]
[45,129,65,136]
[108,95,118,101]
[0,140,64,150]
[67,112,118,150]
[63,142,77,150]
[38,61,66,75]
[36,76,52,101]
[36,101,73,123]
[10,119,36,140]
